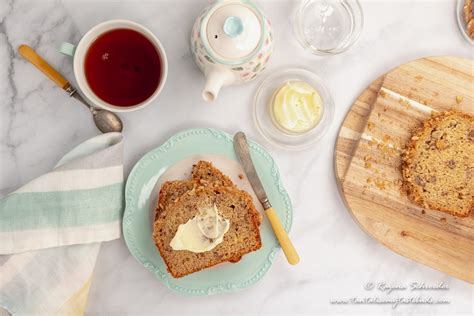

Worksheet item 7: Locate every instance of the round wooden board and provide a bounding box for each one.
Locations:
[334,76,384,181]
[334,56,474,284]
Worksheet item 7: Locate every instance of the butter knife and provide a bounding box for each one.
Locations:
[233,132,300,265]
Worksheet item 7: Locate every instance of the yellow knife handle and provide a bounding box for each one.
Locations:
[18,44,69,89]
[265,207,300,265]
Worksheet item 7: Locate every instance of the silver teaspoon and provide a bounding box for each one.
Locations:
[18,44,123,133]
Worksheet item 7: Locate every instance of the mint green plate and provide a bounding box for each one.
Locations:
[123,128,293,296]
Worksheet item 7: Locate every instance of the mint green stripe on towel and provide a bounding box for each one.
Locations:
[0,183,124,232]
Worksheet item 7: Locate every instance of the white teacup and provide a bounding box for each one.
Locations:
[60,19,168,113]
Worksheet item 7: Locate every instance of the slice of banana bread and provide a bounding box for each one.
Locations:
[156,161,235,216]
[191,161,262,225]
[191,160,235,187]
[153,185,262,278]
[155,180,196,220]
[402,111,474,216]
[153,161,263,277]
[156,161,262,225]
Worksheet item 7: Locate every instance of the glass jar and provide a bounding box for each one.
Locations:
[293,0,363,55]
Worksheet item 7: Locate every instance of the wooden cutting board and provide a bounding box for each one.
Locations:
[335,76,384,181]
[335,56,474,283]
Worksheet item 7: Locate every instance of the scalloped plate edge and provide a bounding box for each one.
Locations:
[123,127,293,296]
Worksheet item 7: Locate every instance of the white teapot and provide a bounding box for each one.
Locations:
[191,0,274,101]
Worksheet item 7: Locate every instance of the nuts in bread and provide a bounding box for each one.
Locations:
[402,111,474,216]
[152,161,263,278]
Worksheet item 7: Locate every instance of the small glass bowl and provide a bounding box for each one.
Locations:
[253,68,335,150]
[456,0,474,45]
[293,0,363,55]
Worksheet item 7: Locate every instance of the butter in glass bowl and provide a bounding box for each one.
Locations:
[270,80,323,134]
[253,68,334,150]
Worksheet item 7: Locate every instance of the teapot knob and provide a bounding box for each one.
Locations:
[223,16,243,38]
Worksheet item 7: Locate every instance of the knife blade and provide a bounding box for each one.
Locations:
[233,132,272,209]
[233,132,300,265]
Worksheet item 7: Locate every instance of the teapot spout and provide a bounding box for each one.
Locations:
[202,66,234,101]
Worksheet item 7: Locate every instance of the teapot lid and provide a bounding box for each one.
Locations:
[201,1,265,64]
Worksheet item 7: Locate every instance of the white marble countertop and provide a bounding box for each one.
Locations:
[1,0,473,315]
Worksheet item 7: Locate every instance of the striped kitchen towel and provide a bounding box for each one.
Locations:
[0,132,124,315]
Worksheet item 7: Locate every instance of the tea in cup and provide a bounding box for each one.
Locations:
[60,20,168,112]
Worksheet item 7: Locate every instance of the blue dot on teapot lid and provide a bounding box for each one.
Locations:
[223,16,244,38]
[206,4,262,60]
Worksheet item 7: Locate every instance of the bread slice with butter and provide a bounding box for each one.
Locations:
[152,161,262,278]
[191,161,262,225]
[156,161,262,223]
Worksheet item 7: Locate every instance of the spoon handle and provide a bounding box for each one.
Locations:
[18,45,69,89]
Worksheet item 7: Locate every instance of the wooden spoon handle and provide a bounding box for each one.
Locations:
[18,44,69,89]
